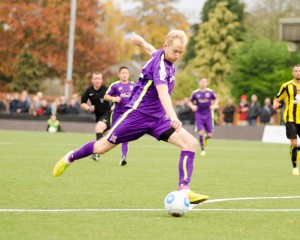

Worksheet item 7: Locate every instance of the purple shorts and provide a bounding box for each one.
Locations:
[195,113,213,134]
[106,109,173,144]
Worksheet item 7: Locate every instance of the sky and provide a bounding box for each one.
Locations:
[113,0,259,24]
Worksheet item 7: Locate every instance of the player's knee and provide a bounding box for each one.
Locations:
[94,139,115,154]
[185,137,198,151]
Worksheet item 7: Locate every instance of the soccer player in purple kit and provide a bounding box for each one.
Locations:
[104,66,135,166]
[188,78,218,156]
[53,30,209,204]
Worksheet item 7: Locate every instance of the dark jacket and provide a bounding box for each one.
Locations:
[222,105,235,123]
[247,102,261,120]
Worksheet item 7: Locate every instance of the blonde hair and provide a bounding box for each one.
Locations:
[165,30,188,47]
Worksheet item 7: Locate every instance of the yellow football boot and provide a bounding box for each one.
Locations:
[186,190,209,204]
[53,152,73,177]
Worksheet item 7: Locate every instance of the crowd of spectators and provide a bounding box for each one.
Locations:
[0,91,83,116]
[0,90,285,126]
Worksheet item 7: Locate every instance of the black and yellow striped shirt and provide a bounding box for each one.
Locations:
[276,79,300,123]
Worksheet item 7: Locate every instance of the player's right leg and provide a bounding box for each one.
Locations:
[53,139,116,177]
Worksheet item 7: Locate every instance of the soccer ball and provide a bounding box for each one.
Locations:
[48,126,58,133]
[164,191,190,217]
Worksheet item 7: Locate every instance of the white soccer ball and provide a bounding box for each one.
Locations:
[48,126,57,133]
[164,191,190,217]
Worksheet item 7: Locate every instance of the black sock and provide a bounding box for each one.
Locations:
[96,133,103,141]
[290,145,297,168]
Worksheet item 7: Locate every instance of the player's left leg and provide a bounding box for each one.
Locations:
[291,139,299,175]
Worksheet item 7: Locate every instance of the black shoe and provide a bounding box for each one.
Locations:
[119,158,127,166]
[90,154,100,161]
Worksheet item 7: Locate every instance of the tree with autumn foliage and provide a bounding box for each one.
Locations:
[121,0,190,60]
[0,0,118,94]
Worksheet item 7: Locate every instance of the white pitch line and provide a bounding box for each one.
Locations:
[202,196,300,204]
[1,196,300,213]
[194,209,300,212]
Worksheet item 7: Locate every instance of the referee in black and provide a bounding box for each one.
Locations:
[81,72,111,161]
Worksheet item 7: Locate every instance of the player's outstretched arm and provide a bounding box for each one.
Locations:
[156,84,182,131]
[130,33,157,56]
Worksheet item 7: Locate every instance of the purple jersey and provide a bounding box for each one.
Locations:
[126,49,176,118]
[106,81,135,113]
[190,88,216,115]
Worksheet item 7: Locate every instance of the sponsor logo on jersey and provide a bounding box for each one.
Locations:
[294,94,300,104]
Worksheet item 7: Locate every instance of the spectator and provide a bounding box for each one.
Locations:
[0,93,7,112]
[30,95,41,116]
[21,90,31,110]
[36,99,52,116]
[247,94,261,126]
[36,91,43,102]
[71,93,82,112]
[51,97,60,115]
[47,115,62,133]
[179,98,194,125]
[4,93,12,113]
[57,95,68,114]
[9,92,20,113]
[261,98,276,125]
[237,95,249,126]
[222,98,236,125]
[16,94,29,113]
[67,98,80,114]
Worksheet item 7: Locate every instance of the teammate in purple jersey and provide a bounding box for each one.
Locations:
[188,78,218,156]
[53,30,209,204]
[104,66,135,166]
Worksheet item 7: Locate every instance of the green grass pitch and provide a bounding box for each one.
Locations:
[0,129,299,240]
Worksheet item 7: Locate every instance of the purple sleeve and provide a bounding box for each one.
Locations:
[106,84,116,96]
[152,52,168,87]
[190,92,195,102]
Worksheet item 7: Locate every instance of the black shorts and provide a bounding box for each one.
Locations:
[285,122,300,139]
[95,110,111,129]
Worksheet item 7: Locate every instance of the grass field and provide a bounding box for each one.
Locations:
[0,129,300,240]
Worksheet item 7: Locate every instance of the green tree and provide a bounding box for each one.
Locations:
[176,2,240,102]
[12,48,43,93]
[202,0,245,23]
[184,0,245,64]
[228,38,300,104]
